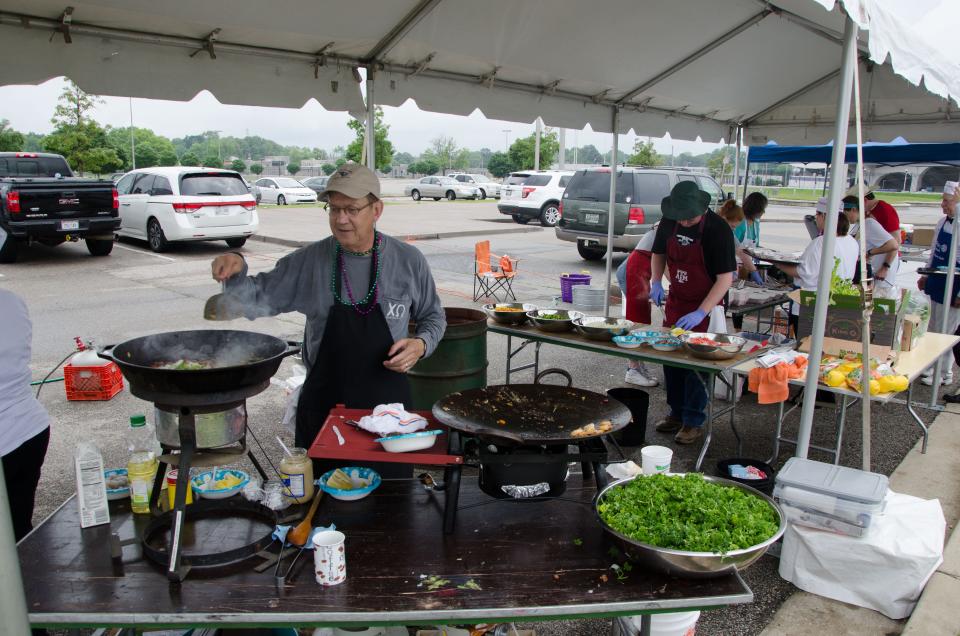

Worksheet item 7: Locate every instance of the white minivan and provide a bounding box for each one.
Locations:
[115,167,259,252]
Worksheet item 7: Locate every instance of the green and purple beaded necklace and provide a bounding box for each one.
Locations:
[330,231,383,315]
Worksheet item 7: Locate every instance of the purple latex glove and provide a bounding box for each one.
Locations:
[676,308,707,330]
[749,271,764,285]
[650,281,665,306]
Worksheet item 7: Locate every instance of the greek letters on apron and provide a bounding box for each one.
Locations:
[925,219,960,305]
[665,217,714,332]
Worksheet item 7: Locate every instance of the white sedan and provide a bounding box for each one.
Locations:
[404,176,480,201]
[115,167,258,252]
[254,177,319,205]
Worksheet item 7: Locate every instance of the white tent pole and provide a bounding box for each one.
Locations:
[603,107,620,317]
[931,192,960,403]
[366,69,376,172]
[0,466,31,634]
[795,15,858,459]
[534,118,542,171]
[733,125,742,201]
[558,128,566,170]
[851,55,872,472]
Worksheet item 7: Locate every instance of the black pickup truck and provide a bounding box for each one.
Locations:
[0,152,120,262]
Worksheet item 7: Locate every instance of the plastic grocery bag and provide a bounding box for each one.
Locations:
[271,364,307,434]
[778,490,945,619]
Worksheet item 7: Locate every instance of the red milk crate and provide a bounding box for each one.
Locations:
[63,362,124,401]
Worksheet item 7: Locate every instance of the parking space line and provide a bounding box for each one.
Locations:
[113,244,177,262]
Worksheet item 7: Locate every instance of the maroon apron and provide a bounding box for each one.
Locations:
[665,216,713,332]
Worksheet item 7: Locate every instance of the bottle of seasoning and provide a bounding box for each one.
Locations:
[165,469,193,509]
[279,447,314,504]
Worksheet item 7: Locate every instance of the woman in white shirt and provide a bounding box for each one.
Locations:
[776,200,859,335]
[842,195,900,288]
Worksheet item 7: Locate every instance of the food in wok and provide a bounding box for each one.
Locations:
[571,420,614,438]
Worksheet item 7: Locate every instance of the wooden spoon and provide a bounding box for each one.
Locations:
[286,489,324,547]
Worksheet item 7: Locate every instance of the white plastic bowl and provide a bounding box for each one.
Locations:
[375,429,442,453]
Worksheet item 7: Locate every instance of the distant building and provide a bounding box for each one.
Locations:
[259,156,289,175]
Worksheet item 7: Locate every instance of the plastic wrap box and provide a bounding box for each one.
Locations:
[774,457,888,537]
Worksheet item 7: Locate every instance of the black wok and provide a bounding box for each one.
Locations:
[99,330,300,395]
[432,383,630,445]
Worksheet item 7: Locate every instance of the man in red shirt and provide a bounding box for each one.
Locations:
[847,185,900,236]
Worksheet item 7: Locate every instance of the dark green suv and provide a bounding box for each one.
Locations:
[555,167,726,260]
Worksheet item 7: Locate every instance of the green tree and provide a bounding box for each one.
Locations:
[135,144,159,168]
[202,155,222,168]
[51,80,103,129]
[322,163,336,175]
[427,135,459,171]
[79,147,122,175]
[231,158,247,173]
[335,157,347,168]
[181,151,201,167]
[22,132,44,152]
[628,138,662,166]
[0,120,24,151]
[508,131,559,171]
[408,159,439,176]
[43,121,110,174]
[344,108,394,171]
[250,163,263,175]
[393,151,415,165]
[486,152,514,178]
[286,162,300,175]
[158,148,178,166]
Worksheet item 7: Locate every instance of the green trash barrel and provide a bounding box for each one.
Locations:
[407,307,488,410]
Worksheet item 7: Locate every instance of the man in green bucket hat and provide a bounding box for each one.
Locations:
[648,181,737,445]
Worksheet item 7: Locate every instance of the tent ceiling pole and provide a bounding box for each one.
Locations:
[363,0,444,62]
[755,0,871,56]
[616,9,771,105]
[744,66,843,126]
[733,125,742,201]
[0,11,734,131]
[795,15,859,460]
[603,107,620,318]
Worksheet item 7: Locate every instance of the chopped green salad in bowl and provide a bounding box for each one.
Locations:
[595,473,785,578]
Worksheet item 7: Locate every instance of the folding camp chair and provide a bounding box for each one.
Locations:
[473,240,519,302]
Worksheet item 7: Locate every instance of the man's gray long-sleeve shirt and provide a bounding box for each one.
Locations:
[226,234,446,370]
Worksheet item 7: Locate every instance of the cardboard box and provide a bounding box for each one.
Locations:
[911,227,936,247]
[796,291,899,349]
[799,336,893,362]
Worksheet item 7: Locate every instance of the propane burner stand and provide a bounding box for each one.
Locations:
[146,391,270,583]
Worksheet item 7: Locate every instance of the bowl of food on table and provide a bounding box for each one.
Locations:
[650,336,683,352]
[190,468,250,500]
[483,302,538,325]
[595,472,785,578]
[318,467,381,501]
[679,332,747,360]
[526,308,583,332]
[573,316,635,341]
[375,429,442,453]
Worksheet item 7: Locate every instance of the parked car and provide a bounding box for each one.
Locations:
[404,176,480,201]
[447,173,501,199]
[116,167,259,252]
[497,170,574,227]
[301,176,330,195]
[243,178,262,204]
[555,167,726,260]
[0,152,119,262]
[254,177,318,205]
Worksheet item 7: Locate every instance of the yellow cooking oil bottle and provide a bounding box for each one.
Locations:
[126,414,159,514]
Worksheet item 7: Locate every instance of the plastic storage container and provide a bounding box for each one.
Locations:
[774,457,888,537]
[560,273,591,302]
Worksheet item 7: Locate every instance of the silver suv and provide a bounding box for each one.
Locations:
[555,167,725,260]
[497,169,574,227]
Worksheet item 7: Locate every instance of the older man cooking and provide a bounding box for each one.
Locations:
[210,163,446,460]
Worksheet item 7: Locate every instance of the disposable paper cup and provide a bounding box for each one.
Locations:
[641,445,673,475]
[313,530,346,586]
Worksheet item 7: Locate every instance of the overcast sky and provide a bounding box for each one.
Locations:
[0,77,727,159]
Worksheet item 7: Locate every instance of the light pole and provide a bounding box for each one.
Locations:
[502,129,511,153]
[128,97,136,169]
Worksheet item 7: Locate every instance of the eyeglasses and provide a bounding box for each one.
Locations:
[324,201,374,217]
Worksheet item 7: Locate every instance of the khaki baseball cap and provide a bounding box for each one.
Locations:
[321,163,380,201]
[844,184,874,199]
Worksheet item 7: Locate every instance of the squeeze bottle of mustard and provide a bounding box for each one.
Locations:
[126,414,158,514]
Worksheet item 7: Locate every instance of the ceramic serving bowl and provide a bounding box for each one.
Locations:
[612,334,645,349]
[190,468,250,500]
[375,429,442,453]
[483,302,537,325]
[527,309,583,332]
[318,467,381,501]
[650,337,683,352]
[574,316,636,341]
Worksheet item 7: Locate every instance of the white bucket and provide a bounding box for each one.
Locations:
[641,445,673,475]
[622,611,701,636]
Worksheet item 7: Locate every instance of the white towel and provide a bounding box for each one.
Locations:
[356,403,428,437]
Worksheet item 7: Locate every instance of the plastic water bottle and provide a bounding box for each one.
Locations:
[126,414,159,514]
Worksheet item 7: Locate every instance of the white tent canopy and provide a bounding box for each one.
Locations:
[0,0,957,144]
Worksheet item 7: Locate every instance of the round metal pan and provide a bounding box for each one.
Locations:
[432,384,630,445]
[98,330,300,395]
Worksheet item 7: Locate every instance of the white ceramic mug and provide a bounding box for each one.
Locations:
[641,445,673,475]
[313,530,346,586]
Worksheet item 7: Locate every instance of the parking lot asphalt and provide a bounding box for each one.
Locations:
[5,198,951,635]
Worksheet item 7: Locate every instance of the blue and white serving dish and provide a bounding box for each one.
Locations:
[318,467,381,501]
[190,468,250,500]
[374,429,442,453]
